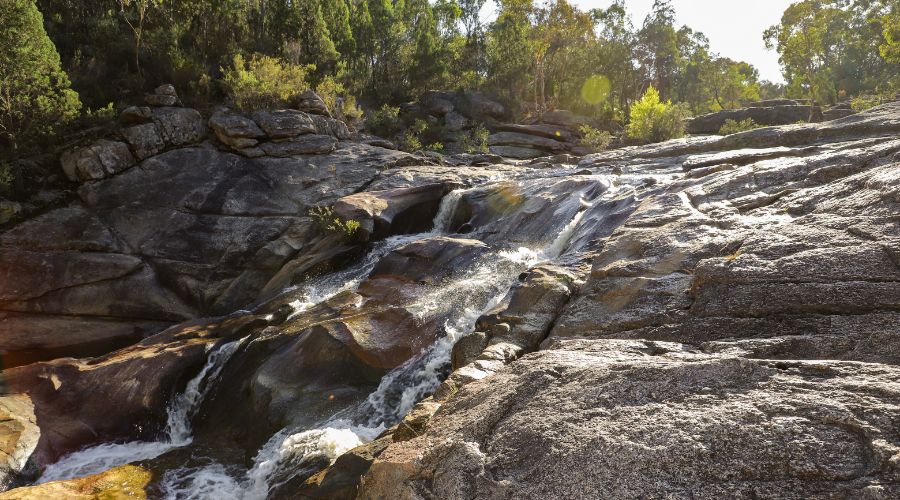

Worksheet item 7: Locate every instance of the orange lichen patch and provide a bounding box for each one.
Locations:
[0,464,152,499]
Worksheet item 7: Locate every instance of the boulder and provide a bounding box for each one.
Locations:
[0,200,22,226]
[331,183,452,240]
[361,339,900,500]
[494,122,575,142]
[252,109,317,139]
[122,122,166,159]
[209,110,266,150]
[144,83,178,107]
[422,91,455,116]
[488,132,568,153]
[119,106,153,125]
[296,90,330,116]
[443,111,468,132]
[152,107,206,147]
[59,139,135,182]
[459,92,506,119]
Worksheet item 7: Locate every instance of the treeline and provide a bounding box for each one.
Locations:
[3,0,900,159]
[33,0,778,119]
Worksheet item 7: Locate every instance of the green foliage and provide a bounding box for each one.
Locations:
[0,162,13,193]
[578,125,613,152]
[398,130,424,152]
[718,118,762,136]
[882,14,900,63]
[851,93,897,111]
[764,0,898,104]
[221,54,314,111]
[0,0,81,153]
[308,206,360,239]
[366,105,403,138]
[459,124,490,153]
[626,86,687,143]
[426,142,444,152]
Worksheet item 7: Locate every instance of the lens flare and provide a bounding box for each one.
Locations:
[581,75,611,105]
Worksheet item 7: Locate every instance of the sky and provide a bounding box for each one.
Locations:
[483,0,795,83]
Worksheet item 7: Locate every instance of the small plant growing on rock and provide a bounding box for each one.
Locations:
[308,206,360,240]
[718,118,761,136]
[578,125,613,152]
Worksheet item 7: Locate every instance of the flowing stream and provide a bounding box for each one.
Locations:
[39,338,246,483]
[37,172,631,498]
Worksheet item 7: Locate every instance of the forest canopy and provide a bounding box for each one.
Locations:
[2,0,899,157]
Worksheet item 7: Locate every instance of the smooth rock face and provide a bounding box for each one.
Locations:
[352,103,900,499]
[0,464,151,499]
[0,395,39,490]
[687,104,820,134]
[361,339,900,500]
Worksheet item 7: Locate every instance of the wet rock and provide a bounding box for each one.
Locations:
[2,326,215,465]
[0,464,152,499]
[331,183,451,240]
[293,432,395,500]
[361,339,900,500]
[195,237,492,449]
[0,395,39,490]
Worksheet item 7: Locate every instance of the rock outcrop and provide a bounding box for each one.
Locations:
[2,95,899,498]
[687,99,822,134]
[361,339,900,500]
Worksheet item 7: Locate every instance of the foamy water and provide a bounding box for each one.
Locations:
[39,338,245,483]
[37,174,625,498]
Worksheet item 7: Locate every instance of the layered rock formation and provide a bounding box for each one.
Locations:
[0,96,898,498]
[687,98,823,134]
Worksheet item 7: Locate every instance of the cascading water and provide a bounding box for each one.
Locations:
[38,338,245,483]
[39,171,628,498]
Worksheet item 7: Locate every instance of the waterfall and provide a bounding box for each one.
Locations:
[38,338,245,483]
[43,176,620,497]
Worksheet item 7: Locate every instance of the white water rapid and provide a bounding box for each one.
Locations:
[38,338,245,483]
[39,174,621,498]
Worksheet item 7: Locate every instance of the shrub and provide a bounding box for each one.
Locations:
[0,162,13,194]
[459,124,489,153]
[626,86,688,143]
[220,54,314,111]
[578,125,613,152]
[308,206,360,239]
[426,142,444,152]
[718,118,761,136]
[366,105,403,138]
[398,130,423,152]
[0,0,81,153]
[850,93,897,112]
